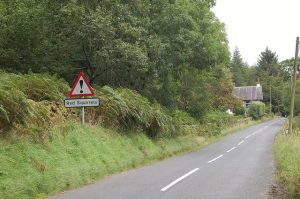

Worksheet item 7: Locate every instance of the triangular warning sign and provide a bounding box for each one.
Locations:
[68,71,95,97]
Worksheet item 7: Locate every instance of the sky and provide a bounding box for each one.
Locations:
[212,0,300,66]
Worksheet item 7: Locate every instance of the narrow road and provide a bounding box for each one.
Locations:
[49,118,285,199]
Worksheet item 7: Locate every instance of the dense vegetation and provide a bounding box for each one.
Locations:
[0,71,239,139]
[0,122,206,199]
[247,102,266,120]
[230,47,300,116]
[1,0,299,198]
[274,117,300,198]
[0,0,243,119]
[0,71,257,199]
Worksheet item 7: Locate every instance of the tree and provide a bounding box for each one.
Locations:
[0,0,234,119]
[257,47,279,75]
[256,47,279,113]
[230,47,249,86]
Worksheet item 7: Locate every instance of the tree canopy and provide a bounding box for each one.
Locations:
[0,0,240,118]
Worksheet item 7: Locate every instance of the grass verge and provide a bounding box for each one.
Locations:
[0,122,207,199]
[274,126,300,198]
[0,117,269,199]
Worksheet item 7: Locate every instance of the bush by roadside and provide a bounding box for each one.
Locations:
[248,101,266,120]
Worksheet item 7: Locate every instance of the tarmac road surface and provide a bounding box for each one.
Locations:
[49,118,285,199]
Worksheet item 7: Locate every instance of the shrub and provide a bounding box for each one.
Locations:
[169,109,197,125]
[0,88,33,131]
[202,111,234,136]
[203,111,233,127]
[0,71,69,134]
[247,101,265,120]
[233,104,246,116]
[23,73,69,102]
[87,86,177,137]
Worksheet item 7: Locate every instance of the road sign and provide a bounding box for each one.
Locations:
[69,71,94,97]
[64,98,100,108]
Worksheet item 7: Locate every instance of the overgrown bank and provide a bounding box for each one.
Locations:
[0,71,264,199]
[0,123,204,199]
[0,118,263,199]
[274,117,300,198]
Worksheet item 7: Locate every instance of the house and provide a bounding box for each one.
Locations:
[234,83,263,107]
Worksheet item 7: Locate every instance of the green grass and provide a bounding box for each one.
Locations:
[222,115,273,136]
[0,116,266,199]
[0,71,272,199]
[274,126,300,198]
[0,122,205,199]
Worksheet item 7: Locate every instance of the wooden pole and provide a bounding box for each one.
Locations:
[269,77,272,113]
[288,37,299,134]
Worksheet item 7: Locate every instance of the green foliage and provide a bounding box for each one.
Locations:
[0,88,32,130]
[202,111,234,136]
[247,102,266,119]
[0,0,232,118]
[0,71,203,138]
[169,109,197,125]
[89,86,179,138]
[23,73,69,102]
[233,104,246,116]
[274,126,300,198]
[280,78,300,116]
[204,111,234,127]
[257,47,279,75]
[255,47,282,114]
[0,123,203,199]
[0,71,68,133]
[230,47,256,86]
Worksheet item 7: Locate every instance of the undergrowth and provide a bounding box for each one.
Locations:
[274,116,300,198]
[0,71,259,199]
[0,71,200,138]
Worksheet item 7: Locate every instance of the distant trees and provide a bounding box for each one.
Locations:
[0,0,240,119]
[229,46,298,116]
[230,48,255,86]
[256,47,280,113]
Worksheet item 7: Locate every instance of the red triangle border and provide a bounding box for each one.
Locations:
[68,71,95,97]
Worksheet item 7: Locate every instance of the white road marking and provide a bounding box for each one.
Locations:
[237,140,244,145]
[161,168,199,191]
[226,147,236,153]
[207,154,224,163]
[245,135,251,139]
[252,129,262,135]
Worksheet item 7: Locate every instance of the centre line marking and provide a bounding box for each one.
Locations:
[237,140,244,145]
[161,168,199,191]
[207,154,223,163]
[245,135,251,139]
[226,147,236,153]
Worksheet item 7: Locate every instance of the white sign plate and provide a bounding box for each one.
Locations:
[64,98,100,108]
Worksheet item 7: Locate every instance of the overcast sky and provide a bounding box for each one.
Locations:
[212,0,300,66]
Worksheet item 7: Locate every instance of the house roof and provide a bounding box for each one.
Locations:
[234,86,263,101]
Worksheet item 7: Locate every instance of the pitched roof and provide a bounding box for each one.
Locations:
[234,86,263,101]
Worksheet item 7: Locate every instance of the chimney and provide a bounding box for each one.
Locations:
[256,77,261,87]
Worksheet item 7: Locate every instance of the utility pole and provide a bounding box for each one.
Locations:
[288,37,299,134]
[269,77,272,113]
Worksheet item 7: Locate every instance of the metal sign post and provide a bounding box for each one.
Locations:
[66,71,99,126]
[82,97,85,126]
[82,106,85,126]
